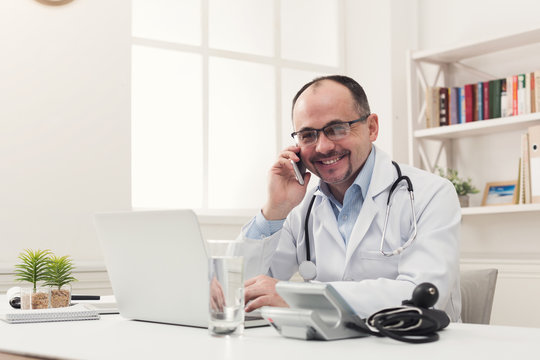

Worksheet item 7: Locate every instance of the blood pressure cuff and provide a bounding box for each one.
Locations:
[366,306,450,343]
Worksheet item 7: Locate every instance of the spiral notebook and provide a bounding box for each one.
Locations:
[1,303,100,324]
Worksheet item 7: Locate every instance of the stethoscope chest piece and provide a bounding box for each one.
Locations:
[299,260,317,281]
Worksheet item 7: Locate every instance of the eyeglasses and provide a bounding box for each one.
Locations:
[291,114,370,146]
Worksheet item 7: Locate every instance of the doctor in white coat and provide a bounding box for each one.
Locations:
[240,75,461,321]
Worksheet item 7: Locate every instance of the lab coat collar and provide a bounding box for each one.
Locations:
[344,146,398,264]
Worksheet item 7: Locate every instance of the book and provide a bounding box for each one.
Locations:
[517,74,526,115]
[477,82,483,120]
[459,86,465,123]
[506,75,514,116]
[534,71,540,113]
[464,84,475,122]
[483,80,490,119]
[525,72,532,114]
[513,75,519,115]
[473,83,479,121]
[520,133,531,204]
[450,87,459,125]
[531,72,536,114]
[1,303,100,324]
[501,78,508,117]
[489,79,502,119]
[439,87,449,126]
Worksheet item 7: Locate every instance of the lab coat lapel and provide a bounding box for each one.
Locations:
[345,148,396,264]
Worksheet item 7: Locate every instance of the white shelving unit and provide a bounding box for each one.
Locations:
[406,28,540,217]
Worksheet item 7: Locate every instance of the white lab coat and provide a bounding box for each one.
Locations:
[240,146,462,321]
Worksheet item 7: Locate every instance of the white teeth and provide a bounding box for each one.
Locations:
[322,157,341,165]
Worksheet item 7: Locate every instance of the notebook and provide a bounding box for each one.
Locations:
[94,209,267,328]
[1,303,100,324]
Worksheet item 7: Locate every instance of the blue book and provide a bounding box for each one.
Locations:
[459,87,465,123]
[477,82,483,120]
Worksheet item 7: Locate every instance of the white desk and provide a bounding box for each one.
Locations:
[1,310,539,360]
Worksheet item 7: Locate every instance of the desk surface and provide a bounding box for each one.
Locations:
[1,300,539,359]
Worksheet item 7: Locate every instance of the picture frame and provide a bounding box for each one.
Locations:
[482,181,518,206]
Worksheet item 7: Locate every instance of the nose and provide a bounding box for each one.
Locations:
[315,131,335,154]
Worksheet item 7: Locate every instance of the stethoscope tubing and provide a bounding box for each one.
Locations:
[300,161,417,280]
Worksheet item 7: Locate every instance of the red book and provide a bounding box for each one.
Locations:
[513,75,519,115]
[483,80,490,119]
[464,84,475,122]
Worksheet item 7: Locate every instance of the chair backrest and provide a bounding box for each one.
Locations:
[460,268,498,324]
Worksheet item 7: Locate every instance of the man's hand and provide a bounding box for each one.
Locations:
[244,275,289,312]
[210,277,225,312]
[262,146,311,220]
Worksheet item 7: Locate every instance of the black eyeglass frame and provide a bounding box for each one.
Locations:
[290,113,371,145]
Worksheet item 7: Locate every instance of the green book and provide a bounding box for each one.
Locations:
[489,79,502,119]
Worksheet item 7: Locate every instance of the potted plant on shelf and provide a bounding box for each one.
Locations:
[14,249,52,309]
[437,167,479,207]
[44,255,77,308]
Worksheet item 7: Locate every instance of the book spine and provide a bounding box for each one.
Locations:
[535,71,540,114]
[530,72,536,114]
[459,87,465,124]
[450,87,459,125]
[483,80,490,119]
[439,87,449,126]
[425,87,433,128]
[464,84,474,122]
[513,75,519,115]
[506,76,514,116]
[518,74,526,115]
[432,87,440,127]
[491,79,502,119]
[477,82,483,120]
[525,73,532,114]
[500,78,508,117]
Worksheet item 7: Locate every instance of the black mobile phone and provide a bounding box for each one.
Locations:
[290,155,306,185]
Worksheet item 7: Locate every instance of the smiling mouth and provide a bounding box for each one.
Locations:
[317,154,346,165]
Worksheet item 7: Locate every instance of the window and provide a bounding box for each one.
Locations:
[131,0,344,212]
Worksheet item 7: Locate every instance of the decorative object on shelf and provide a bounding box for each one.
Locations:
[482,181,518,206]
[44,255,77,308]
[14,249,53,309]
[437,167,479,207]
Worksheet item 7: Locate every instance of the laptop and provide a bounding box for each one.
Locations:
[94,209,267,328]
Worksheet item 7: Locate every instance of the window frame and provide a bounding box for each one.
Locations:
[131,0,346,217]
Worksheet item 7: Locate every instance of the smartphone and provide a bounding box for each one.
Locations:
[290,156,306,185]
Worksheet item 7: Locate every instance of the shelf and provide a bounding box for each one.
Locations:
[412,27,540,64]
[461,203,540,216]
[414,113,540,140]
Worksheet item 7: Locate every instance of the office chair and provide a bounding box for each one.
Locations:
[460,268,498,324]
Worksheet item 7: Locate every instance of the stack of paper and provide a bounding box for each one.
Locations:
[1,303,100,324]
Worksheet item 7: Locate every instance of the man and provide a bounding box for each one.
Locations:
[239,75,461,321]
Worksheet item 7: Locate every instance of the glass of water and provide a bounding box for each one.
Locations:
[207,240,244,336]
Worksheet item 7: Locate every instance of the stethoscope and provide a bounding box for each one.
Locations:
[298,161,418,281]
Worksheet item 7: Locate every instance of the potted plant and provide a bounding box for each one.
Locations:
[44,255,77,308]
[14,249,52,309]
[437,167,479,207]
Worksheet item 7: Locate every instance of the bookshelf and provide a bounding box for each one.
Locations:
[406,28,540,216]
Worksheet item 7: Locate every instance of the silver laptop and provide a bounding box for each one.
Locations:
[94,209,267,328]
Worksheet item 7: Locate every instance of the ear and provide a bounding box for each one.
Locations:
[367,113,379,141]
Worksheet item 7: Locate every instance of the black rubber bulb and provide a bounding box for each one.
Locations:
[411,282,439,308]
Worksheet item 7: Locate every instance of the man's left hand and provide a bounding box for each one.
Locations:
[244,275,289,312]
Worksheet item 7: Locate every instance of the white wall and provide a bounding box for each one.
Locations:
[0,0,131,272]
[345,0,417,163]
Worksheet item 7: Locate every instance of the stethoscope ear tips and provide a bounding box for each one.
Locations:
[408,282,439,308]
[299,260,317,281]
